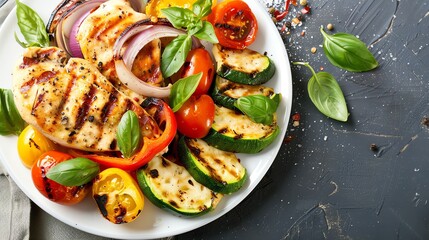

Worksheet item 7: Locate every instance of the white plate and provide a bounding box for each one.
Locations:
[0,0,292,239]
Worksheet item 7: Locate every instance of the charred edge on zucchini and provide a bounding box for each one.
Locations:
[212,44,276,85]
[178,137,247,194]
[203,105,280,153]
[136,156,222,216]
[211,75,276,110]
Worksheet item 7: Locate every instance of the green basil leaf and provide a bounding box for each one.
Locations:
[161,7,199,29]
[193,0,213,18]
[293,62,349,122]
[169,73,202,112]
[234,95,279,125]
[0,88,26,135]
[320,26,378,72]
[161,34,193,78]
[193,21,218,43]
[117,110,142,158]
[187,20,204,36]
[46,158,99,186]
[15,0,49,48]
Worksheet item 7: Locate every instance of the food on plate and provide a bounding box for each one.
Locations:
[3,0,283,223]
[211,75,275,110]
[136,156,222,215]
[212,44,276,85]
[203,105,280,153]
[93,168,144,223]
[145,0,213,18]
[175,94,215,138]
[32,150,90,205]
[208,0,258,49]
[18,125,56,168]
[178,137,247,194]
[179,48,215,97]
[12,47,170,154]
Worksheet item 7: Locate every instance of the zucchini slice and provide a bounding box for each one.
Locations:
[136,156,222,216]
[211,75,276,110]
[178,137,247,194]
[212,44,276,85]
[203,105,280,153]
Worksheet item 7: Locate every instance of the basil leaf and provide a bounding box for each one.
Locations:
[193,0,213,18]
[320,26,378,72]
[161,34,193,78]
[15,0,49,48]
[161,7,199,29]
[193,21,218,43]
[117,110,142,158]
[169,73,202,112]
[0,88,26,135]
[234,95,280,125]
[46,158,99,186]
[293,62,349,122]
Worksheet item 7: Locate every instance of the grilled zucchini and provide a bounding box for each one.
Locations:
[212,44,276,85]
[136,156,222,216]
[203,105,280,153]
[211,75,276,110]
[178,137,247,194]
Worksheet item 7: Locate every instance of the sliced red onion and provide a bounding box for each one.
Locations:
[113,22,202,98]
[68,11,90,58]
[54,0,105,57]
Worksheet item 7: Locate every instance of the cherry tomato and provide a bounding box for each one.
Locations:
[180,48,215,96]
[175,95,215,138]
[17,125,56,168]
[92,168,144,224]
[208,0,258,49]
[31,151,89,205]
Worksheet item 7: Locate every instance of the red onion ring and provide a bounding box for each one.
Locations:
[54,0,105,57]
[113,21,202,98]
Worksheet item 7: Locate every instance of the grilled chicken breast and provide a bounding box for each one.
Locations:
[76,0,163,100]
[13,47,160,152]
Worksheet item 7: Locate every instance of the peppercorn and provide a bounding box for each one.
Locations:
[311,47,317,53]
[370,144,378,152]
[300,0,308,6]
[327,23,334,30]
[421,117,429,127]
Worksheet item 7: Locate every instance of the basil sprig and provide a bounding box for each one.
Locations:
[320,26,378,72]
[161,0,218,78]
[46,158,99,186]
[117,110,142,158]
[169,73,202,112]
[15,0,49,48]
[234,94,281,125]
[0,88,26,135]
[293,62,349,122]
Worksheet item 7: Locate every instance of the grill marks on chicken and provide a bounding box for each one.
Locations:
[13,47,158,152]
[76,0,163,101]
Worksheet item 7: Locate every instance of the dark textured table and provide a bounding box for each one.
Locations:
[27,0,429,239]
[176,0,429,239]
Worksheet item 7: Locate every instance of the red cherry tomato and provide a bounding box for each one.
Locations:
[31,150,89,205]
[175,95,215,138]
[208,0,258,49]
[180,48,215,96]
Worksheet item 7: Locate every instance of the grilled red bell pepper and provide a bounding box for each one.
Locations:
[71,98,177,171]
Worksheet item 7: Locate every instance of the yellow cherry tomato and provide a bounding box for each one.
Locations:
[145,0,217,18]
[17,125,56,168]
[92,168,144,224]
